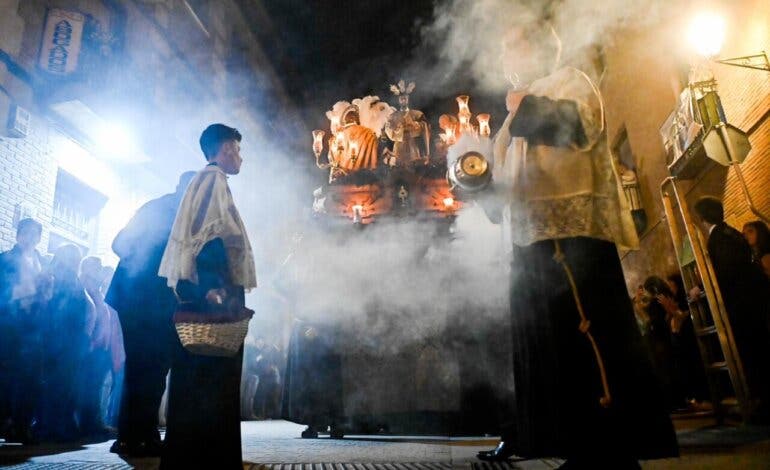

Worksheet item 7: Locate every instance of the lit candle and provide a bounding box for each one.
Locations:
[446,127,456,145]
[352,204,363,224]
[312,130,325,158]
[456,95,472,134]
[456,95,470,115]
[477,114,491,137]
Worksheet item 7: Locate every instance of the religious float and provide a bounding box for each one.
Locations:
[281,82,510,439]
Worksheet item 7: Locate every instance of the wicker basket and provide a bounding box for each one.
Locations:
[175,316,251,357]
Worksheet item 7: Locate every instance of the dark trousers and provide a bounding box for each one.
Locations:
[161,339,243,469]
[14,332,43,434]
[116,310,172,444]
[78,347,111,435]
[503,237,678,460]
[1,307,43,441]
[40,335,86,441]
[0,316,20,433]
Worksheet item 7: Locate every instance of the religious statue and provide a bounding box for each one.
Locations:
[323,97,394,179]
[383,80,431,167]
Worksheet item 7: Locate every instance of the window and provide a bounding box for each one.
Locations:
[613,126,635,172]
[51,168,107,247]
[613,126,646,234]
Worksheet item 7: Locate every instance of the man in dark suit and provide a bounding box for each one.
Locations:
[106,172,195,456]
[0,218,48,443]
[693,196,770,420]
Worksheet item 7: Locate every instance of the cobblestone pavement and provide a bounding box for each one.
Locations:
[1,420,769,469]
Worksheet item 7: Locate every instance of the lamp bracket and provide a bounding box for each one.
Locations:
[715,51,770,72]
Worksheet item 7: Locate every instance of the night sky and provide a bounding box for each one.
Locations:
[255,0,506,133]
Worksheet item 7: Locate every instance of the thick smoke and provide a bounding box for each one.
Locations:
[150,0,670,355]
[415,0,668,95]
[240,0,674,352]
[279,206,508,353]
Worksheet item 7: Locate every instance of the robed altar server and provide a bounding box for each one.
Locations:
[474,23,678,469]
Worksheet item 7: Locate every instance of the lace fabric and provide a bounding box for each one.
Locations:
[159,165,257,290]
[494,67,639,251]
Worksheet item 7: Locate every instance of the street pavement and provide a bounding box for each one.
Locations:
[1,419,769,469]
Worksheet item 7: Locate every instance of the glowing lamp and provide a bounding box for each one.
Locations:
[687,12,726,58]
[446,127,456,146]
[351,204,363,224]
[456,95,470,115]
[477,114,491,137]
[335,131,346,149]
[312,130,325,158]
[443,197,454,208]
[96,122,135,158]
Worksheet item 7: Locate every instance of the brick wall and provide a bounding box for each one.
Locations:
[0,114,57,253]
[602,0,770,292]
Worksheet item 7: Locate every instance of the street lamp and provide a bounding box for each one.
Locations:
[662,12,770,223]
[687,12,726,59]
[686,11,769,72]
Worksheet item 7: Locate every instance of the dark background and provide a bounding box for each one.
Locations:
[252,0,506,137]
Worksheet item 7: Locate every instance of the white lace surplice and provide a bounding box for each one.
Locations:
[493,67,639,251]
[158,165,257,290]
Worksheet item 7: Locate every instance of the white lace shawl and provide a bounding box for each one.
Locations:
[492,67,639,251]
[158,165,257,290]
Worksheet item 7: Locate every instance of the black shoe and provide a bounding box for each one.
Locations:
[301,426,319,439]
[110,439,163,457]
[132,439,163,457]
[110,440,131,455]
[476,441,518,462]
[557,458,640,470]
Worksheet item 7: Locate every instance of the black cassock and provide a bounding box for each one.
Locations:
[106,192,179,446]
[281,321,344,431]
[161,238,244,469]
[500,95,678,460]
[707,222,770,409]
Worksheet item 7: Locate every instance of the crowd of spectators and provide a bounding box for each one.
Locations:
[0,218,124,444]
[633,203,770,420]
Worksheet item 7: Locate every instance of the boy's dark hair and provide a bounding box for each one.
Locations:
[17,218,42,237]
[693,196,724,225]
[199,124,241,160]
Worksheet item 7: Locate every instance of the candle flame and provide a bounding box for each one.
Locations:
[477,113,491,137]
[351,204,364,223]
[456,95,470,114]
[446,127,456,145]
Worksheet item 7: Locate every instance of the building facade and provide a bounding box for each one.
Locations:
[599,0,770,290]
[0,0,299,263]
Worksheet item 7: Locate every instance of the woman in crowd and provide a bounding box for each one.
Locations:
[640,276,680,410]
[40,244,92,441]
[666,273,708,404]
[743,221,770,280]
[78,256,113,439]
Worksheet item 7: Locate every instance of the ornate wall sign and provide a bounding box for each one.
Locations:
[38,9,86,76]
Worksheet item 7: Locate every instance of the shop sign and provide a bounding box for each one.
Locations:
[38,9,86,75]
